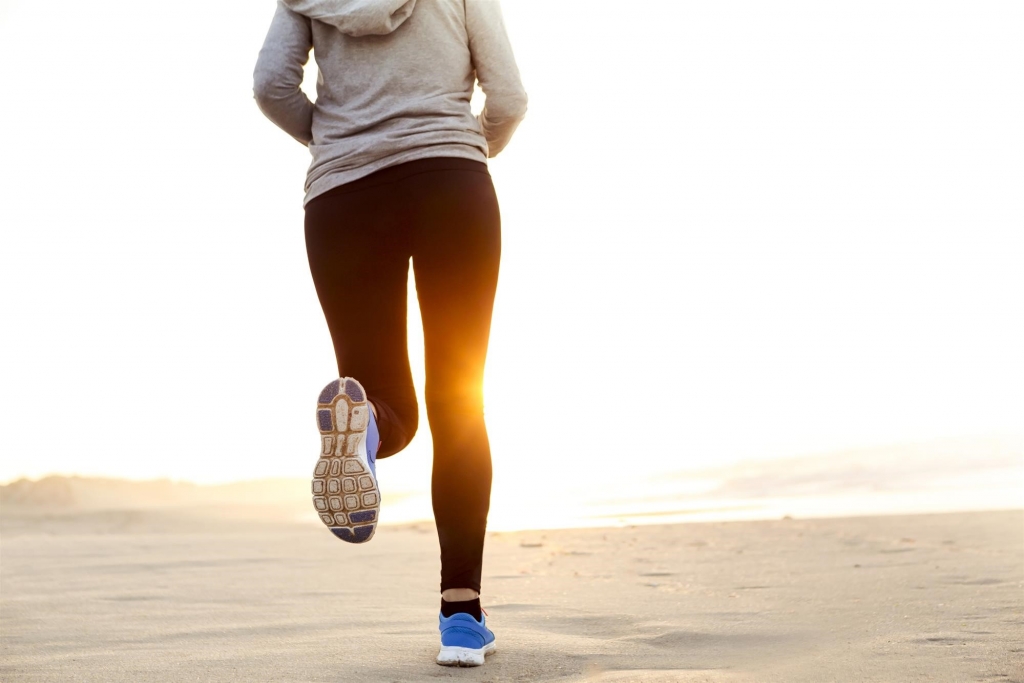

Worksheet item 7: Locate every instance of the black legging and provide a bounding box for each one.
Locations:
[304,157,500,593]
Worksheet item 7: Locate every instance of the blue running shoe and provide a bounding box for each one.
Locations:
[311,377,380,543]
[436,611,496,667]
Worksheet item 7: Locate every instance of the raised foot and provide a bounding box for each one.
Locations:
[312,377,379,544]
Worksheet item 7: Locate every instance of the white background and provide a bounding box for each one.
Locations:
[1,1,1021,509]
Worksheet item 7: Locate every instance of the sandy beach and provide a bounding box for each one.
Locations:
[2,506,1020,682]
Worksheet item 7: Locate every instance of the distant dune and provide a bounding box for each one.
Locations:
[0,475,310,511]
[0,476,326,536]
[3,436,1020,530]
[565,435,1024,527]
[674,435,1023,498]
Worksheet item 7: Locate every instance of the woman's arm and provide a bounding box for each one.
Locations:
[466,0,528,157]
[253,2,315,146]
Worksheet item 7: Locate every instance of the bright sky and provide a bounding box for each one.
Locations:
[1,0,1021,507]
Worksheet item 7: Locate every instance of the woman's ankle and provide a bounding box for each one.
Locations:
[441,588,479,602]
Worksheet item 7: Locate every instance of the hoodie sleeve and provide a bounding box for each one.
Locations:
[253,2,315,146]
[465,0,527,157]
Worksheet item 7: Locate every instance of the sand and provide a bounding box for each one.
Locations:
[1,508,1021,682]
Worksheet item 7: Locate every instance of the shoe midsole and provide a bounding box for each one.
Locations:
[438,643,496,657]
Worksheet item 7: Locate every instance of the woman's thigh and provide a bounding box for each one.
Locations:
[409,166,501,412]
[304,184,418,433]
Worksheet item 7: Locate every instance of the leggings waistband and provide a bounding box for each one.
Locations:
[313,157,489,203]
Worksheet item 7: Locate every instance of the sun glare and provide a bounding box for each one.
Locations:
[0,0,1020,530]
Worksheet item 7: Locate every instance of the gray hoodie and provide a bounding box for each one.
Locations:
[253,0,527,204]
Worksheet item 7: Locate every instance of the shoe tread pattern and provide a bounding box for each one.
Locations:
[312,377,378,543]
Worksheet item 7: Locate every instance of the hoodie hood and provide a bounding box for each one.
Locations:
[280,0,418,37]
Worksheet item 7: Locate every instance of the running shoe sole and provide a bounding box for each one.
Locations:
[311,377,379,543]
[436,642,496,667]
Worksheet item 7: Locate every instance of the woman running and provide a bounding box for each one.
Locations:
[252,0,527,667]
